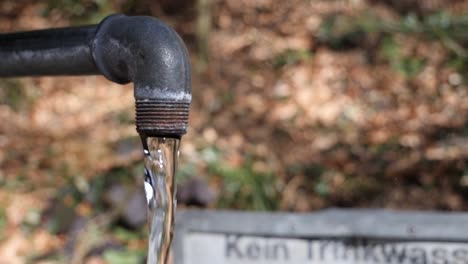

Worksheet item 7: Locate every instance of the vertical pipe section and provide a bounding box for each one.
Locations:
[0,26,99,77]
[93,15,191,136]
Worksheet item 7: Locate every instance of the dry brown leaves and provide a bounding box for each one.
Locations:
[189,0,468,211]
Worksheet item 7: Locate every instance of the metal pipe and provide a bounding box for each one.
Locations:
[94,15,191,137]
[0,14,191,137]
[0,25,98,76]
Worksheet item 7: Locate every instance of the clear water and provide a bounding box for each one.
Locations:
[142,136,180,264]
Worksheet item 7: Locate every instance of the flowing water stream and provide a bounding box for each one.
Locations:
[142,136,180,264]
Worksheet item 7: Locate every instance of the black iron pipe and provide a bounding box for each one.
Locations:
[94,15,191,137]
[0,14,191,137]
[0,25,98,76]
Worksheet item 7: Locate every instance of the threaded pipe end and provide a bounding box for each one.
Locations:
[136,99,190,136]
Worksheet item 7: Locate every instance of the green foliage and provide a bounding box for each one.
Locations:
[447,53,468,83]
[21,209,42,234]
[319,11,468,78]
[273,49,313,69]
[0,208,5,241]
[340,176,383,201]
[202,147,280,210]
[398,56,425,77]
[115,110,135,125]
[320,11,468,46]
[177,162,197,184]
[380,36,399,61]
[291,163,331,197]
[112,227,144,242]
[317,14,370,49]
[0,79,37,112]
[103,249,145,264]
[380,36,426,77]
[1,173,28,190]
[314,181,330,197]
[303,164,331,197]
[212,162,280,211]
[371,137,401,155]
[296,161,385,202]
[398,12,468,59]
[46,199,77,234]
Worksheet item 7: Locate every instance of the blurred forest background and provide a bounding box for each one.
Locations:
[0,0,468,263]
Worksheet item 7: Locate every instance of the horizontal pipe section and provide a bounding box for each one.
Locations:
[0,26,99,77]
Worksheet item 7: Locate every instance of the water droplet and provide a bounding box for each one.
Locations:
[144,181,154,204]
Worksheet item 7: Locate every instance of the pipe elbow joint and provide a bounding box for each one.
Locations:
[93,14,191,137]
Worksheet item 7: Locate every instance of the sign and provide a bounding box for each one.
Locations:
[183,234,468,264]
[173,209,468,264]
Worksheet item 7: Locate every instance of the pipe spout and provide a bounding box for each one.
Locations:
[93,15,191,137]
[0,14,191,138]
